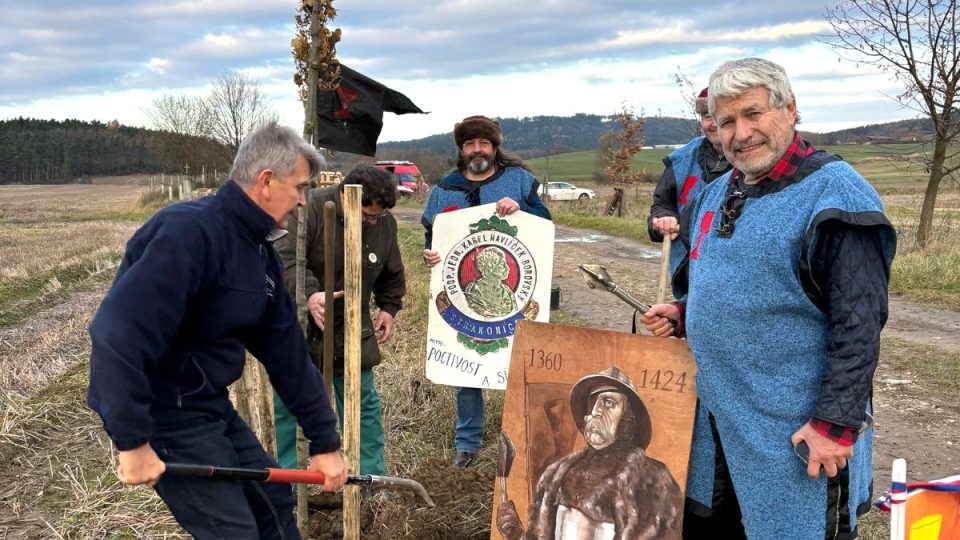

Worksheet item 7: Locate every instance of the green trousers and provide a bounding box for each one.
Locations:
[273,367,386,475]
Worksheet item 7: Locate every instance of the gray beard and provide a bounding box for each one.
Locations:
[467,157,492,174]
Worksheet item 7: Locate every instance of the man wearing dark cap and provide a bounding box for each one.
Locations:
[647,88,731,298]
[496,367,683,540]
[421,115,552,468]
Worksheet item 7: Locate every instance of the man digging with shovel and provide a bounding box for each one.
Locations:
[87,123,346,539]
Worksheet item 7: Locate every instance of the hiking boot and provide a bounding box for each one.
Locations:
[452,451,476,468]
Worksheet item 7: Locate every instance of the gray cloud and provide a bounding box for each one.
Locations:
[0,0,847,106]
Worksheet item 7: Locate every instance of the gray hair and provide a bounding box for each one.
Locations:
[708,58,795,117]
[229,122,323,187]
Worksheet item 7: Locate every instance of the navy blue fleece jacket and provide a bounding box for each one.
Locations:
[87,180,341,455]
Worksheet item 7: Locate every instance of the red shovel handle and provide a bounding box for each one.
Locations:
[265,467,326,485]
[164,462,327,485]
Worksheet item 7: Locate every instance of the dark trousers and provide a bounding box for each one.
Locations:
[682,414,747,540]
[152,408,300,540]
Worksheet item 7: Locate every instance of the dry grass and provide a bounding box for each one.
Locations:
[0,185,162,328]
[0,361,186,539]
[0,222,131,281]
[884,189,960,308]
[0,180,954,538]
[0,184,150,223]
[0,290,104,409]
[0,183,185,538]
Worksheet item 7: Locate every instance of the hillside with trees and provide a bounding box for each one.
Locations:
[1,113,934,185]
[378,114,700,158]
[803,118,932,145]
[0,118,232,184]
[379,114,932,161]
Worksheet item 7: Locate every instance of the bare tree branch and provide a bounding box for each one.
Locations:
[824,0,960,248]
[143,94,211,138]
[207,72,277,151]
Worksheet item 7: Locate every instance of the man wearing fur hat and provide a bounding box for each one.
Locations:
[647,88,731,297]
[421,115,552,469]
[496,367,683,540]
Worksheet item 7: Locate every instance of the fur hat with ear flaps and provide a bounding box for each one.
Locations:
[454,115,503,147]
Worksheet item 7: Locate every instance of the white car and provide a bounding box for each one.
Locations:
[540,181,596,201]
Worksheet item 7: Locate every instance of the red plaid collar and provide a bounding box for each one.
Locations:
[731,132,815,185]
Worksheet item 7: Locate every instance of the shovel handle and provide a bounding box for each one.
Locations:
[163,462,327,485]
[163,463,435,506]
[267,468,327,484]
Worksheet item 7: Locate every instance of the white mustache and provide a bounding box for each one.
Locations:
[731,138,766,152]
[584,417,614,440]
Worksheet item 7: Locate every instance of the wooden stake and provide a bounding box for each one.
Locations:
[293,202,310,531]
[254,362,275,456]
[233,355,254,423]
[322,201,336,402]
[657,236,671,304]
[342,185,362,540]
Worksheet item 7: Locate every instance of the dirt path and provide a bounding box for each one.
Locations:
[884,297,960,353]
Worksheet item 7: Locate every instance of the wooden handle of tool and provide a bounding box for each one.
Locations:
[657,236,671,304]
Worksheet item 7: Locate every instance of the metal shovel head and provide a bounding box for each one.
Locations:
[578,264,615,291]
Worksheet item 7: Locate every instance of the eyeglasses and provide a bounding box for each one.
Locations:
[715,183,748,238]
[361,208,387,223]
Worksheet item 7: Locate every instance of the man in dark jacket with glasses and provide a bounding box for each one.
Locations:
[647,87,731,297]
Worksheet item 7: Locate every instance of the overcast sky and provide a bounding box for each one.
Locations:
[0,0,917,143]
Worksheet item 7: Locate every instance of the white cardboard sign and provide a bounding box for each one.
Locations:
[425,203,555,389]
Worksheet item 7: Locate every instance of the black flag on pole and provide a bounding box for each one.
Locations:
[316,64,425,156]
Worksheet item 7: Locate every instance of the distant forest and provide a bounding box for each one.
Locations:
[1,114,931,185]
[0,118,231,184]
[378,114,702,158]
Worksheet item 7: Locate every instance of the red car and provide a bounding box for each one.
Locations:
[375,160,423,193]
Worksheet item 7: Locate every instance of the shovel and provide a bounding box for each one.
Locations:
[164,462,435,507]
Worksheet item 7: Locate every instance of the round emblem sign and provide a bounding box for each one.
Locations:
[440,229,537,334]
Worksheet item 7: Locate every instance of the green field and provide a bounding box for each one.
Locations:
[527,142,943,187]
